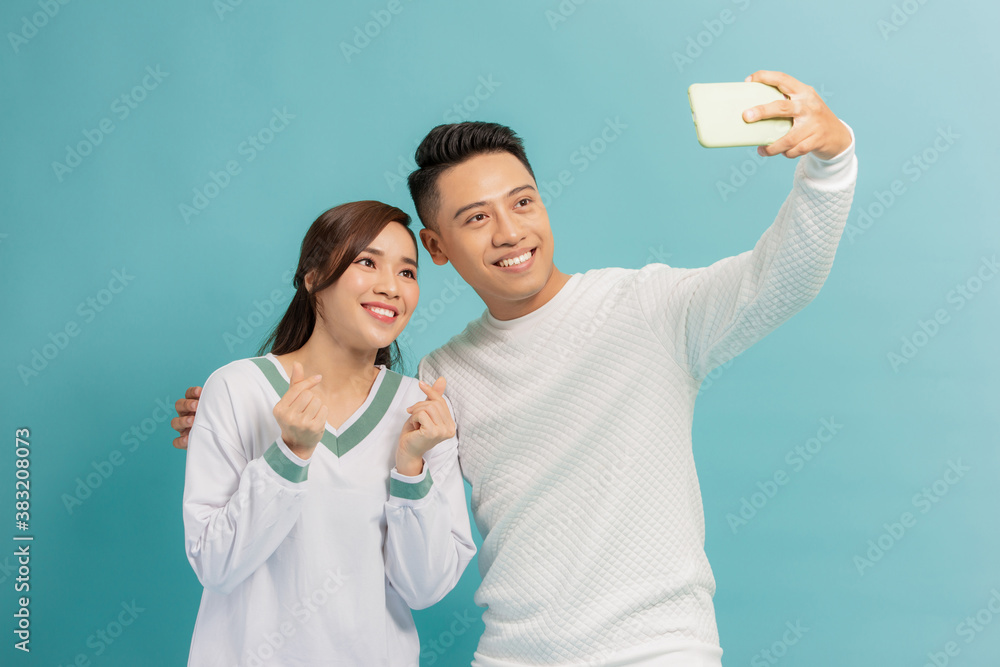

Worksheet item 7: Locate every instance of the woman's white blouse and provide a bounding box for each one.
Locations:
[182,354,476,666]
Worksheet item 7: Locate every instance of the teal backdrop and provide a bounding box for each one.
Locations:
[2,1,997,665]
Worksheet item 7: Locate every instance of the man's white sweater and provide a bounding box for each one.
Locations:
[417,123,857,666]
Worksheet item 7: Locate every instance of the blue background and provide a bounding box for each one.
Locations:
[2,0,997,665]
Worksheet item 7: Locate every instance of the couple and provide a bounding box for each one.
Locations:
[175,70,858,666]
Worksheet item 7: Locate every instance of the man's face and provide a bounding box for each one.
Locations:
[419,151,555,308]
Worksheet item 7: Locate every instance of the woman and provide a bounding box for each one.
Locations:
[182,201,476,666]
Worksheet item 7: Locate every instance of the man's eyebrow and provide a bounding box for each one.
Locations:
[451,184,538,221]
[362,246,418,268]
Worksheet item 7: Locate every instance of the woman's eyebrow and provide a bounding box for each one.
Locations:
[362,246,418,267]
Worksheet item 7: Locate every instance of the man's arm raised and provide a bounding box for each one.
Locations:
[634,70,858,382]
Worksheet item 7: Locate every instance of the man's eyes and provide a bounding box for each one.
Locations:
[466,199,532,224]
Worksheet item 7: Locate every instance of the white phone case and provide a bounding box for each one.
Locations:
[688,82,792,148]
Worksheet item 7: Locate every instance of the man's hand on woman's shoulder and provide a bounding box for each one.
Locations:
[172,386,202,449]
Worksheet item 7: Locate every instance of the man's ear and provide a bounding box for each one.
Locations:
[419,228,451,266]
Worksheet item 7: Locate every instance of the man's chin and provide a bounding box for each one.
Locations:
[489,274,551,302]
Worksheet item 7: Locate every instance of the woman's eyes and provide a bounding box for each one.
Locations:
[356,257,416,278]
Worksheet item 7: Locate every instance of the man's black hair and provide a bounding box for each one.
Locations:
[406,122,535,230]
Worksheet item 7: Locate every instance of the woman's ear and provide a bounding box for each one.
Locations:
[304,269,315,292]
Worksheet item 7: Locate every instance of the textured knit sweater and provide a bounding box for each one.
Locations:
[417,123,857,666]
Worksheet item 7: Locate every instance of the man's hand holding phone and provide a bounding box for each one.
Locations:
[741,70,852,160]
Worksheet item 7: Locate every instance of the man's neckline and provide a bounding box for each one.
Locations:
[483,273,582,331]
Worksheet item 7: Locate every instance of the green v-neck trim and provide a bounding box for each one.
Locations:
[250,356,403,458]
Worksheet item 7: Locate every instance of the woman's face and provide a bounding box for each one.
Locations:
[308,221,420,356]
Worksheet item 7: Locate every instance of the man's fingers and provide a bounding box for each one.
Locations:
[746,70,807,97]
[744,99,796,123]
[171,415,194,433]
[782,137,819,159]
[759,126,806,157]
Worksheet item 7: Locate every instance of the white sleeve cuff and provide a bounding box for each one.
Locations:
[800,119,857,190]
[390,464,429,483]
[276,437,311,467]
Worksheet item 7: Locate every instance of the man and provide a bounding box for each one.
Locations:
[173,70,857,666]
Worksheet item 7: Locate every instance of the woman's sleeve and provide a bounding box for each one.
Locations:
[182,370,312,595]
[383,394,477,610]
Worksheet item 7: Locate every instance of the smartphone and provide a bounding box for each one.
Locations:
[687,82,792,148]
